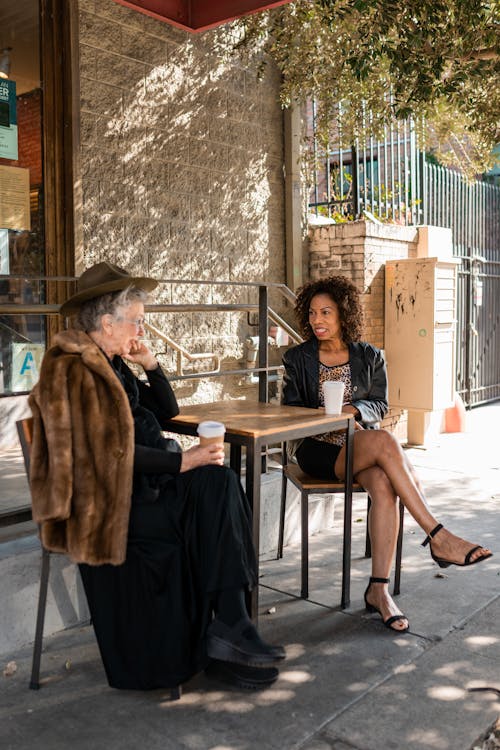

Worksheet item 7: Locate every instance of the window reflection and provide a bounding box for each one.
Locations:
[0,1,44,394]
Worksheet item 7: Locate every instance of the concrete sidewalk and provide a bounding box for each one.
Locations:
[1,403,499,750]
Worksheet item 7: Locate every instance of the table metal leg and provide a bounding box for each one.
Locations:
[245,440,261,623]
[341,417,354,609]
[230,444,241,476]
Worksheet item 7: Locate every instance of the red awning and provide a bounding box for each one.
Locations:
[113,0,292,32]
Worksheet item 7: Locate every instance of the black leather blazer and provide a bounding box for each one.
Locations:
[282,337,388,427]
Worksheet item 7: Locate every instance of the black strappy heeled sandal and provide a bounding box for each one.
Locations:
[422,523,493,568]
[364,576,409,632]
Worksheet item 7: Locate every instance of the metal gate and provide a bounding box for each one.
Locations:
[421,163,500,407]
[307,109,500,407]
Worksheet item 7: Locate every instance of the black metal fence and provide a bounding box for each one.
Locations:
[308,117,500,407]
[455,255,500,407]
[308,104,420,224]
[417,161,500,406]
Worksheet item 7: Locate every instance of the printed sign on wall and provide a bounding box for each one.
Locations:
[0,228,8,274]
[0,79,18,160]
[11,343,44,392]
[0,165,30,230]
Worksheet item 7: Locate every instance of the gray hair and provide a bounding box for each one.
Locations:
[76,286,148,332]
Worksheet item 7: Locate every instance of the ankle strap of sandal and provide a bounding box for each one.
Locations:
[369,576,390,584]
[422,523,443,547]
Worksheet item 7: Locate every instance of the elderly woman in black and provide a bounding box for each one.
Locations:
[29,262,284,692]
[282,275,492,632]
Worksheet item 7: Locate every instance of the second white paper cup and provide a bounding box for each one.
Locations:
[323,381,345,415]
[197,420,225,446]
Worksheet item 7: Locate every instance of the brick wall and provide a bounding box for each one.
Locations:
[308,220,419,347]
[307,220,419,440]
[3,90,42,187]
[78,0,285,400]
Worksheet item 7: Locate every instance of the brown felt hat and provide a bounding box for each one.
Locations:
[60,262,158,315]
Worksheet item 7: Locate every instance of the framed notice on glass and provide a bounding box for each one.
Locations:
[11,343,45,392]
[0,79,18,160]
[0,165,30,230]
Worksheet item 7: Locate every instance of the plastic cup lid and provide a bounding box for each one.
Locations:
[197,420,225,437]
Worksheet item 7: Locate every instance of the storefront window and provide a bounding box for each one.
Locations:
[0,1,44,395]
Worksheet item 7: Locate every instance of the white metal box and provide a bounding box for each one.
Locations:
[384,257,459,411]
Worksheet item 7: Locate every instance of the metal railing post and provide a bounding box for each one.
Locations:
[418,151,426,225]
[464,253,473,408]
[258,285,269,473]
[258,285,268,404]
[351,144,359,218]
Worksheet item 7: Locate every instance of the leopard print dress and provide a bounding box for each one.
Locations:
[314,361,352,446]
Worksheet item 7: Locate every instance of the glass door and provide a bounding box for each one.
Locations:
[0,0,45,395]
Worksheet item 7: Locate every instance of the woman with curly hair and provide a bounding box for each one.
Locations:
[282,275,492,632]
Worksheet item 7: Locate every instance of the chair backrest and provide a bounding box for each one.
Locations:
[0,418,34,528]
[16,417,34,475]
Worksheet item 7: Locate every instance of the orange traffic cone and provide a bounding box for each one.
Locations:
[444,393,467,433]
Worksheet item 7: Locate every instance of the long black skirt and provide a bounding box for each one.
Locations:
[79,465,257,690]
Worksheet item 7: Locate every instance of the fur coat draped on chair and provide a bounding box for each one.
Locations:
[28,329,135,565]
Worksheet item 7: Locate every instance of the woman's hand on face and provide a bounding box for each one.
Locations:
[125,340,158,371]
[180,443,225,473]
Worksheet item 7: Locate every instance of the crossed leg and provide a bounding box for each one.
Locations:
[334,429,491,627]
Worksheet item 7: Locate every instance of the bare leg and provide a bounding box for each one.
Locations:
[356,465,408,630]
[404,453,426,502]
[335,429,491,565]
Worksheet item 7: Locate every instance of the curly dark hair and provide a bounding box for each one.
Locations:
[294,276,364,344]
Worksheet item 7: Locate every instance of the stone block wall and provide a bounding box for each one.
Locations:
[78,0,286,401]
[308,220,420,440]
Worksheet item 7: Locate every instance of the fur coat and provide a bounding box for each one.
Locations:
[28,330,135,565]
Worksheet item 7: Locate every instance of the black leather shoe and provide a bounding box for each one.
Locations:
[205,659,279,690]
[206,618,286,667]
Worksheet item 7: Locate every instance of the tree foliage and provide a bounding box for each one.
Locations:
[235,0,500,175]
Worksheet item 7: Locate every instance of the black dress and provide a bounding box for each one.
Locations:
[79,359,257,690]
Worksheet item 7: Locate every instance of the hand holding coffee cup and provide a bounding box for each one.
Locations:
[323,381,345,415]
[197,421,225,447]
[178,421,226,472]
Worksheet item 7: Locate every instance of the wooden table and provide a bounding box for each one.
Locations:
[164,401,355,617]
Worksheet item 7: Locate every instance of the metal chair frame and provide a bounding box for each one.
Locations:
[16,418,47,691]
[15,417,182,700]
[278,443,404,600]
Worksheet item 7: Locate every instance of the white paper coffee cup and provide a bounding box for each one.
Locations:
[323,381,345,415]
[197,420,225,446]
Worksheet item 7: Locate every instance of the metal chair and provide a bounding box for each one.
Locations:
[16,417,48,691]
[16,417,182,700]
[277,444,404,601]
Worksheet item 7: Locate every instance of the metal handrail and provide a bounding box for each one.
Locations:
[0,277,300,389]
[0,277,303,527]
[145,320,221,375]
[268,307,303,345]
[0,274,296,289]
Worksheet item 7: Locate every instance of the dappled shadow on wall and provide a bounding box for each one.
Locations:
[80,18,284,293]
